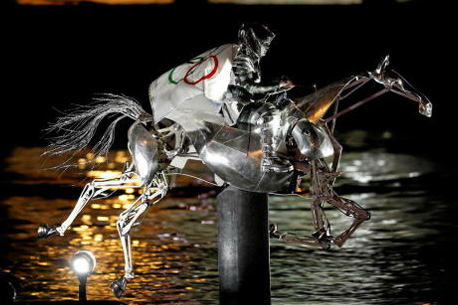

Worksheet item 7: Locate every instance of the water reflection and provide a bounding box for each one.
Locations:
[1,146,457,304]
[340,151,434,184]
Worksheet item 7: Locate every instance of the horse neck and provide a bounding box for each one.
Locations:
[296,81,347,124]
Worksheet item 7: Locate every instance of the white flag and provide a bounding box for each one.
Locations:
[149,44,237,131]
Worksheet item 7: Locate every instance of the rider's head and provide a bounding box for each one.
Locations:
[238,23,276,58]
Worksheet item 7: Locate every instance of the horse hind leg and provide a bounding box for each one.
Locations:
[111,123,172,298]
[110,194,149,298]
[37,182,98,239]
[111,183,168,298]
[37,171,140,239]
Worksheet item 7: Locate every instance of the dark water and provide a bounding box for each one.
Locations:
[1,138,457,305]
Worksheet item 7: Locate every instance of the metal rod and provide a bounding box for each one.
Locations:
[324,88,389,123]
[217,186,271,305]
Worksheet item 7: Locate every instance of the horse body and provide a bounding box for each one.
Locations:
[189,121,295,193]
[37,55,432,298]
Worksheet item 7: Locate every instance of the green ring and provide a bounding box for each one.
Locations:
[167,56,205,85]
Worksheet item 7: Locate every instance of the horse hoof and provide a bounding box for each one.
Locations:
[312,229,332,250]
[110,276,127,298]
[37,224,57,239]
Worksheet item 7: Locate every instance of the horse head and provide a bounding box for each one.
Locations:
[296,55,433,126]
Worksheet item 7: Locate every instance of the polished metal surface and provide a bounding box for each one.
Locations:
[189,122,294,193]
[291,119,334,160]
[128,123,158,183]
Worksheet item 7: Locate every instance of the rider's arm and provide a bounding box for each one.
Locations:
[242,80,289,96]
[232,57,293,97]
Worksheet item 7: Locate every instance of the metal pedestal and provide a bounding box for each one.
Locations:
[217,186,271,305]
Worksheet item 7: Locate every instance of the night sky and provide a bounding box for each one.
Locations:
[3,1,456,158]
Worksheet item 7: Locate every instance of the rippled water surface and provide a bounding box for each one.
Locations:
[1,145,457,305]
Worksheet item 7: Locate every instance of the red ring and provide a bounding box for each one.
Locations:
[183,55,219,85]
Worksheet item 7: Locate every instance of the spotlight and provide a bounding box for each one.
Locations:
[71,250,96,302]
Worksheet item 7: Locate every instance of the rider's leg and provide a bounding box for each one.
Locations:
[257,107,292,173]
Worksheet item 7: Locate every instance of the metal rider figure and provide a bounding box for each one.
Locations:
[223,23,294,172]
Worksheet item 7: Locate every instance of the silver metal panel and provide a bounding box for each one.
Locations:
[128,123,158,183]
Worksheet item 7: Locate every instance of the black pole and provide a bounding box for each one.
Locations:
[78,275,87,302]
[217,186,271,305]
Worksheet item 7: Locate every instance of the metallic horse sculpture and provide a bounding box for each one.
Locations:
[37,55,432,297]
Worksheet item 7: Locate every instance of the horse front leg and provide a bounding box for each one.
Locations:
[309,198,332,249]
[324,193,371,247]
[308,160,336,249]
[111,180,168,298]
[311,158,371,247]
[268,160,334,249]
[269,222,322,248]
[37,171,142,239]
[309,127,343,248]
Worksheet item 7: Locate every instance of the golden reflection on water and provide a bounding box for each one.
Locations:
[1,145,450,304]
[2,147,219,304]
[4,194,218,303]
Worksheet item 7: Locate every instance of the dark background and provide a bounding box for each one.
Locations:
[2,1,456,158]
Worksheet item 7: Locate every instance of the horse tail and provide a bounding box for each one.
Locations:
[44,93,153,166]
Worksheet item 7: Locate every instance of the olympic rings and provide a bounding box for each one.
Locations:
[184,55,219,85]
[167,55,219,85]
